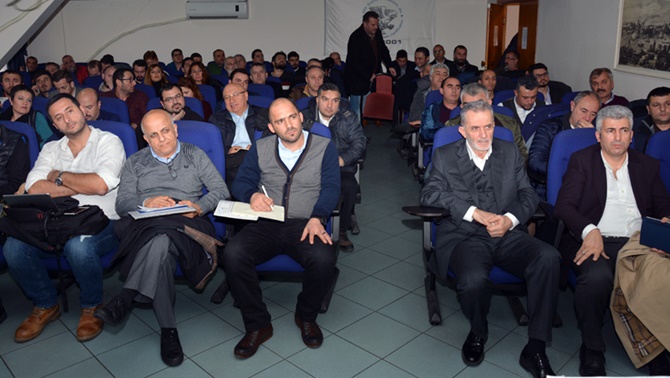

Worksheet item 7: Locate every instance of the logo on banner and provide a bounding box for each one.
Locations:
[365,0,404,44]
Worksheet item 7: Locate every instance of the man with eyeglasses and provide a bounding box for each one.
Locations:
[527,63,572,105]
[209,82,269,186]
[96,109,228,367]
[430,44,447,65]
[159,84,203,122]
[100,68,149,147]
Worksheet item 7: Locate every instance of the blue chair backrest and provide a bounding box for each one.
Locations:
[645,129,670,191]
[493,89,515,105]
[89,120,139,157]
[248,96,273,109]
[146,97,205,119]
[20,71,32,86]
[134,83,156,99]
[521,103,570,142]
[248,84,275,99]
[1,100,10,112]
[2,121,40,168]
[100,97,131,124]
[425,90,441,109]
[32,96,49,117]
[83,75,103,89]
[310,122,331,139]
[295,96,311,111]
[546,128,598,205]
[266,76,281,84]
[166,75,178,84]
[175,120,227,239]
[433,125,514,152]
[561,91,581,105]
[198,84,218,110]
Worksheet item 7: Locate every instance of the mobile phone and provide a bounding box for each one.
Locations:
[64,206,89,216]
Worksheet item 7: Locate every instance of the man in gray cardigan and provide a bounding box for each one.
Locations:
[95,110,228,367]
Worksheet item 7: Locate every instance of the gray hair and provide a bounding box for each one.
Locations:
[572,90,599,106]
[460,83,489,102]
[430,63,449,77]
[461,100,494,127]
[595,105,633,131]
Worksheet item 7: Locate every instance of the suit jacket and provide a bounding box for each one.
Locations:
[547,81,572,105]
[208,105,269,151]
[344,24,393,96]
[389,60,417,81]
[554,144,670,239]
[420,139,538,278]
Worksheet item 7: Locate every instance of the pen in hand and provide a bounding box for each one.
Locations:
[261,185,274,210]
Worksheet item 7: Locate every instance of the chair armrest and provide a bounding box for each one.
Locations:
[402,206,450,219]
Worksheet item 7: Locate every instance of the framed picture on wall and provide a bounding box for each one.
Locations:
[615,0,670,79]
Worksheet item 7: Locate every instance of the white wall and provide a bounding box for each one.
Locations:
[28,0,490,70]
[536,0,670,101]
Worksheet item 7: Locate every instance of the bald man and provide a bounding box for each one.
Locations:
[76,88,120,122]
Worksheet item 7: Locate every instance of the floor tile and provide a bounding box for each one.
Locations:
[0,315,69,355]
[147,359,212,378]
[364,217,416,237]
[367,236,422,261]
[333,263,368,291]
[97,333,167,378]
[44,357,113,378]
[385,334,464,378]
[253,360,312,378]
[348,226,394,248]
[288,335,378,378]
[131,292,209,332]
[454,361,522,378]
[191,337,282,377]
[425,309,510,351]
[338,249,399,276]
[178,312,241,356]
[336,276,409,311]
[316,294,372,333]
[373,261,425,292]
[337,312,420,358]
[355,360,416,378]
[83,312,155,355]
[262,312,330,359]
[379,292,456,332]
[485,332,571,377]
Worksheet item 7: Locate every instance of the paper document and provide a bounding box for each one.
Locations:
[214,200,285,222]
[129,204,196,219]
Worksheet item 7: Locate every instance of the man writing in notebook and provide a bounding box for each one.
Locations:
[222,98,340,359]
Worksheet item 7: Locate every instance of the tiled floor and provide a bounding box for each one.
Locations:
[0,124,646,377]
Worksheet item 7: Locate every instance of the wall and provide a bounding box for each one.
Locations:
[27,0,490,70]
[504,4,519,49]
[536,0,670,101]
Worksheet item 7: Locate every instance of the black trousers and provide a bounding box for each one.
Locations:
[561,234,627,351]
[222,219,336,332]
[450,228,560,342]
[340,171,358,232]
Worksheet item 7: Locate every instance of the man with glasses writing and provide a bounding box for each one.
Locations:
[159,84,203,122]
[209,83,269,187]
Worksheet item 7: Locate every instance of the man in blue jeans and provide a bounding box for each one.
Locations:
[3,93,125,343]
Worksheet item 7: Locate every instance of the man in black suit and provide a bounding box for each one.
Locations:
[555,105,670,376]
[389,49,417,82]
[344,10,395,118]
[500,75,545,125]
[421,100,560,378]
[527,63,572,105]
[445,45,479,78]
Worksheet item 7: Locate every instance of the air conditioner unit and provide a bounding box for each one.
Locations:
[186,0,248,19]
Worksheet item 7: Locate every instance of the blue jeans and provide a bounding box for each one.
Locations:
[3,221,118,309]
[349,93,368,121]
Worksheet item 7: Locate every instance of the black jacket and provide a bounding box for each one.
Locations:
[344,24,393,96]
[547,81,572,105]
[208,105,269,151]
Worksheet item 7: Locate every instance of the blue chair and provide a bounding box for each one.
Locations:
[561,91,581,105]
[2,121,40,167]
[425,90,441,108]
[89,120,139,158]
[146,97,205,119]
[295,96,311,111]
[644,130,670,191]
[134,83,156,99]
[248,95,273,109]
[1,101,10,112]
[198,84,218,110]
[83,75,103,90]
[100,97,130,124]
[522,103,570,145]
[404,125,527,326]
[266,76,281,84]
[20,71,31,86]
[248,83,275,99]
[32,96,49,117]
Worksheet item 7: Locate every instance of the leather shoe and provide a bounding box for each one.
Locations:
[462,332,485,366]
[0,300,7,324]
[234,324,273,359]
[579,344,606,376]
[77,304,104,342]
[160,328,184,367]
[15,304,61,343]
[648,351,670,376]
[519,345,555,378]
[339,232,354,252]
[94,296,131,327]
[294,313,323,348]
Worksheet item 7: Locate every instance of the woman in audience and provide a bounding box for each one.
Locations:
[189,61,224,103]
[178,76,212,121]
[145,64,168,97]
[0,85,53,148]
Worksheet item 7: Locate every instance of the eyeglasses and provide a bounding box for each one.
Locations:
[167,161,177,179]
[163,93,183,103]
[120,77,134,82]
[535,72,549,78]
[224,91,247,101]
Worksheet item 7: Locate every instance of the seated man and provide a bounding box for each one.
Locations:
[445,83,527,161]
[3,93,124,343]
[206,49,226,76]
[589,67,628,108]
[32,70,53,98]
[390,49,418,81]
[223,98,339,359]
[223,56,236,76]
[528,91,600,199]
[159,84,203,122]
[430,44,447,65]
[500,75,545,125]
[99,65,116,93]
[234,54,246,70]
[25,56,38,75]
[496,51,525,79]
[391,63,448,134]
[132,59,148,85]
[302,82,366,252]
[289,66,324,101]
[419,77,461,141]
[100,68,149,148]
[165,48,184,77]
[269,51,294,83]
[0,123,29,195]
[421,100,560,378]
[1,70,22,106]
[445,45,479,77]
[95,109,228,367]
[209,83,268,186]
[478,69,496,99]
[76,88,120,122]
[527,63,572,105]
[51,70,83,97]
[554,105,670,376]
[249,62,283,99]
[229,68,250,92]
[87,60,102,77]
[288,51,306,82]
[61,54,87,84]
[632,86,670,151]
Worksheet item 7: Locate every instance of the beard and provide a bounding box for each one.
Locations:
[275,62,287,70]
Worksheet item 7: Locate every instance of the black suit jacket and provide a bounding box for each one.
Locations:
[555,144,670,239]
[208,105,269,151]
[420,139,538,278]
[344,25,393,96]
[547,81,572,104]
[389,60,417,81]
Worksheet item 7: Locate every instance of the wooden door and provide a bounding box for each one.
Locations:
[517,1,538,69]
[485,4,505,69]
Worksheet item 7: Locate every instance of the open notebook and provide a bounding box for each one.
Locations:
[214,200,285,222]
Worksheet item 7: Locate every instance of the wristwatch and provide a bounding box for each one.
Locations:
[55,171,64,186]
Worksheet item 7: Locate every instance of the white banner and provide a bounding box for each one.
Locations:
[325,0,436,62]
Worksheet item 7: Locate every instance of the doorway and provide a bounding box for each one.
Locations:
[485,0,538,70]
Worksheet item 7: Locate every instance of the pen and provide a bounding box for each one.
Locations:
[261,185,274,210]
